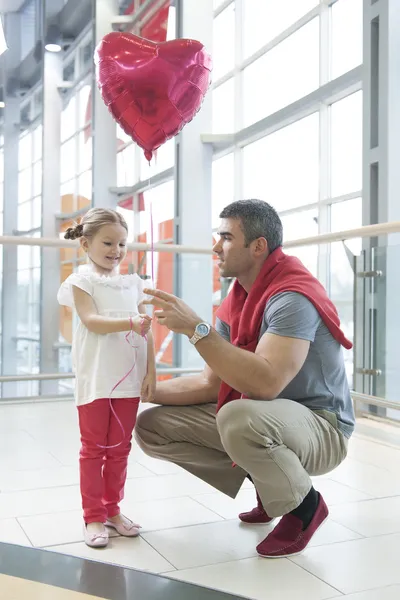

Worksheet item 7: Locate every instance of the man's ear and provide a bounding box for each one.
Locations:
[253,237,268,256]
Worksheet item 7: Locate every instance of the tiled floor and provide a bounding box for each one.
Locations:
[1,399,400,600]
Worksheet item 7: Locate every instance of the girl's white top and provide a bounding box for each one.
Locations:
[57,271,147,406]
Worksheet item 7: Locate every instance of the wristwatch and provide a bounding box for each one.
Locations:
[189,322,211,345]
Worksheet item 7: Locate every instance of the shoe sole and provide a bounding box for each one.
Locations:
[257,515,329,559]
[239,518,276,526]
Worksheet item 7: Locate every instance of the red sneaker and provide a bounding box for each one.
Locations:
[256,493,329,558]
[239,490,274,525]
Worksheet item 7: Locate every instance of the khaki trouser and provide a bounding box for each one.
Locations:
[134,398,349,517]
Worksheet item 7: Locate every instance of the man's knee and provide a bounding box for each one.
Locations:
[216,400,254,450]
[134,406,160,452]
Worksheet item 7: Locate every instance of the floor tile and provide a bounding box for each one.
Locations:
[0,518,32,546]
[327,458,400,498]
[143,519,272,570]
[17,510,118,548]
[121,496,223,532]
[312,478,372,504]
[167,556,339,600]
[48,536,175,574]
[291,532,400,595]
[0,485,81,519]
[329,496,400,537]
[123,471,217,503]
[330,586,400,600]
[191,489,257,520]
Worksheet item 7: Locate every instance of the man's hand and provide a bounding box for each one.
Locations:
[143,289,202,337]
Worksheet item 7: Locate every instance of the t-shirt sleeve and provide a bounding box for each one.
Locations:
[264,292,321,342]
[57,274,94,308]
[215,317,231,342]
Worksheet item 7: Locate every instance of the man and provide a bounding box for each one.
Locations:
[136,199,354,558]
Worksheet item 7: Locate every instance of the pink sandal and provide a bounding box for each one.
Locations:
[105,515,141,537]
[83,524,109,548]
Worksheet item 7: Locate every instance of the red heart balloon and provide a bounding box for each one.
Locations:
[94,32,212,161]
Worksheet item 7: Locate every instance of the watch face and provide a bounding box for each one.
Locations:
[197,323,209,336]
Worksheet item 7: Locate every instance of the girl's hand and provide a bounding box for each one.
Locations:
[141,371,156,403]
[131,314,152,336]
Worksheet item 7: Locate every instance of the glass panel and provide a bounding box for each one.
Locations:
[212,78,235,133]
[18,168,32,203]
[330,91,363,197]
[33,161,42,196]
[243,18,319,127]
[78,131,92,172]
[213,4,235,80]
[78,84,91,128]
[18,201,32,231]
[331,0,363,80]
[140,138,174,179]
[243,113,319,211]
[330,197,362,386]
[61,96,77,142]
[61,138,76,183]
[77,170,92,202]
[32,196,42,229]
[33,125,42,161]
[212,153,235,228]
[19,133,32,171]
[243,0,318,58]
[282,209,319,276]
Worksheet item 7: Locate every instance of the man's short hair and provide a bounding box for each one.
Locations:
[219,199,283,252]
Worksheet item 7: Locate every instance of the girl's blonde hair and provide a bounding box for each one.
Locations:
[64,208,128,241]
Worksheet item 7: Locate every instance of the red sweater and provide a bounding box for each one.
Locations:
[216,247,352,412]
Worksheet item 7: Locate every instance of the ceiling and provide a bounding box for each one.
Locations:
[0,0,26,12]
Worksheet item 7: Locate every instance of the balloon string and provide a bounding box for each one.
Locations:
[150,198,154,285]
[97,318,147,450]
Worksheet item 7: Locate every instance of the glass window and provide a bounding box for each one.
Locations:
[331,0,363,80]
[243,0,318,58]
[18,245,31,270]
[213,4,235,80]
[61,138,76,183]
[212,78,235,133]
[19,168,32,203]
[166,4,176,40]
[117,144,136,187]
[243,113,319,211]
[61,96,77,142]
[18,201,32,231]
[330,197,362,384]
[33,125,42,161]
[281,209,319,276]
[78,131,92,172]
[212,153,234,228]
[33,161,42,196]
[330,91,362,197]
[78,84,91,128]
[19,133,32,170]
[78,170,92,201]
[243,18,320,127]
[32,196,42,229]
[140,138,174,179]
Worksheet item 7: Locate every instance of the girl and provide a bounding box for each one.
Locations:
[57,208,155,548]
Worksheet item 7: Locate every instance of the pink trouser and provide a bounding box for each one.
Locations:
[77,397,140,524]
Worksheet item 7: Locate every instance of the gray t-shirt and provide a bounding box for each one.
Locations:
[216,291,354,438]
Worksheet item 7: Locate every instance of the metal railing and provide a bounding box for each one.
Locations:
[1,220,400,413]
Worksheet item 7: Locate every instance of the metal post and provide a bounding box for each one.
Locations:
[92,0,118,208]
[1,14,21,398]
[174,0,214,370]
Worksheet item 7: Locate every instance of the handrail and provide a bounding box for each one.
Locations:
[284,221,400,249]
[351,392,400,412]
[0,220,400,253]
[0,367,203,383]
